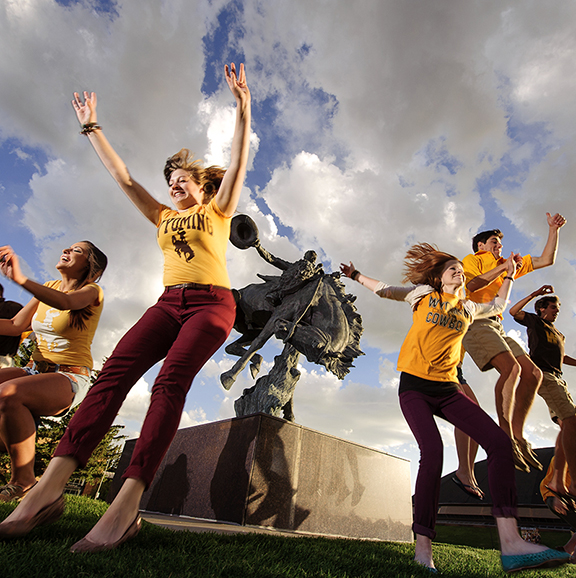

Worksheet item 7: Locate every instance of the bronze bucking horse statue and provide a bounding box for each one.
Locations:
[223,215,364,420]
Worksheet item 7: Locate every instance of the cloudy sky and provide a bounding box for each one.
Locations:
[1,0,575,488]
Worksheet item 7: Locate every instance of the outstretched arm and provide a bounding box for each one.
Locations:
[340,262,381,293]
[0,297,39,336]
[72,91,162,225]
[0,246,100,312]
[493,255,516,305]
[466,253,523,293]
[531,212,567,270]
[509,284,554,320]
[214,63,252,217]
[254,241,290,271]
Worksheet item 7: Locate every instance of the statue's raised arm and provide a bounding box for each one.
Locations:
[254,240,291,271]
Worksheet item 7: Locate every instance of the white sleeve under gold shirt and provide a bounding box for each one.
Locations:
[157,198,231,288]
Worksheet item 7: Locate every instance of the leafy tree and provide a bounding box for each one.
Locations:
[37,410,126,486]
[12,334,36,368]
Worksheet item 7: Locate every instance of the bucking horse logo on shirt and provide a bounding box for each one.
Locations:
[172,229,195,262]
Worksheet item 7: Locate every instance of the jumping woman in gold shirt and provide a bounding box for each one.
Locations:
[0,63,251,553]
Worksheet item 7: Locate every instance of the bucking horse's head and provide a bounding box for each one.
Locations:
[273,274,364,379]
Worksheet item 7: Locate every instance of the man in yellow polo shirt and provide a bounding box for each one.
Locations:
[462,212,566,473]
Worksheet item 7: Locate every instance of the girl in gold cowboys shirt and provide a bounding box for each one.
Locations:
[0,63,250,553]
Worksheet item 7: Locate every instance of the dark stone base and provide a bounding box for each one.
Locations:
[109,413,413,541]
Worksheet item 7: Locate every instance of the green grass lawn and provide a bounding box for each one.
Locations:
[434,523,571,552]
[0,496,575,577]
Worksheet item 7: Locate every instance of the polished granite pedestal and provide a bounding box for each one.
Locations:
[109,413,412,542]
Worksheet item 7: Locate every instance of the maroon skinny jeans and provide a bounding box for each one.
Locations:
[55,285,236,488]
[399,386,517,539]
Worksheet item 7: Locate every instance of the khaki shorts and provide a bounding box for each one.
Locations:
[538,371,576,422]
[462,317,526,372]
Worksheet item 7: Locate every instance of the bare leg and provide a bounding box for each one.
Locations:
[0,412,37,491]
[0,370,28,463]
[560,416,576,496]
[549,424,568,494]
[455,428,473,482]
[496,517,549,555]
[73,477,145,547]
[563,533,576,556]
[511,355,542,441]
[467,438,479,484]
[0,372,73,491]
[0,368,27,383]
[489,351,521,438]
[0,456,77,525]
[454,381,481,492]
[414,533,435,570]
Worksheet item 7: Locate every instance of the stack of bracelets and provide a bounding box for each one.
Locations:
[80,122,101,135]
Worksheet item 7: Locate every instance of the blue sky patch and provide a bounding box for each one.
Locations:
[421,136,463,176]
[55,0,118,18]
[202,0,245,96]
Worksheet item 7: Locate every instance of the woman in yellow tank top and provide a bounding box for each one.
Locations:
[0,241,106,502]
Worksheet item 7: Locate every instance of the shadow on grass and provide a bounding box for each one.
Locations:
[0,497,574,577]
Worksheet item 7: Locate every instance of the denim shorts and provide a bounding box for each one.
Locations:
[23,363,91,411]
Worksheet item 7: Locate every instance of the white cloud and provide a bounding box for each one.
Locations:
[116,376,152,423]
[179,407,208,429]
[11,148,32,161]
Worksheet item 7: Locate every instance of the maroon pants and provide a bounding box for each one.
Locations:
[399,388,517,539]
[55,285,236,489]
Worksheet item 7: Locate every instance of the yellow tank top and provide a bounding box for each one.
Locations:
[32,281,104,368]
